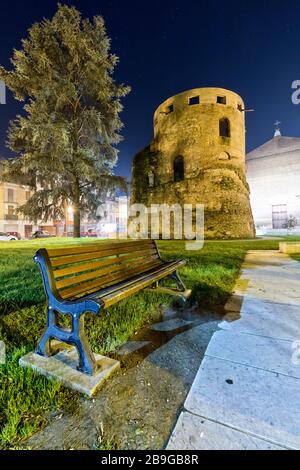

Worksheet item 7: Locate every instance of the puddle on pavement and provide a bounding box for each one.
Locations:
[111,305,222,371]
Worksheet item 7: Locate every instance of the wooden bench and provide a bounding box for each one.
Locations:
[34,239,191,375]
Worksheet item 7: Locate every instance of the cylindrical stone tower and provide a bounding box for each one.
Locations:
[131,87,255,239]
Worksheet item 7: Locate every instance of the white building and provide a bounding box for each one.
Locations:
[246,129,300,233]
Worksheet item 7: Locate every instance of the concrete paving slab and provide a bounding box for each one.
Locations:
[240,268,300,283]
[167,412,286,450]
[280,242,300,254]
[20,348,120,397]
[232,282,300,306]
[150,318,193,332]
[220,305,300,341]
[225,296,300,318]
[229,252,300,305]
[231,279,300,304]
[184,356,300,449]
[206,330,299,378]
[221,294,300,341]
[116,341,151,355]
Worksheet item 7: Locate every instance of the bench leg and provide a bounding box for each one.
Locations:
[73,316,97,375]
[36,307,55,356]
[36,329,53,357]
[146,271,192,302]
[170,271,186,292]
[36,306,98,375]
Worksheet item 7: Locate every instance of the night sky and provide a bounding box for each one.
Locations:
[0,0,300,180]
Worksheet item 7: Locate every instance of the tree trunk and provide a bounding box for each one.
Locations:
[73,207,81,238]
[73,176,81,238]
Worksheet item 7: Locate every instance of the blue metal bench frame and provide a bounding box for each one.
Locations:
[34,242,190,375]
[34,249,101,374]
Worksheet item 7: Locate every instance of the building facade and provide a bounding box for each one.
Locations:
[131,87,255,239]
[0,180,103,238]
[246,130,300,232]
[0,181,37,237]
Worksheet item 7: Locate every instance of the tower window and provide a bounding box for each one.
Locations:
[167,104,174,114]
[237,103,243,112]
[173,155,184,182]
[189,96,200,106]
[219,118,231,138]
[217,96,226,105]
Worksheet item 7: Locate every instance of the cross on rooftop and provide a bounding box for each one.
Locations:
[274,120,281,137]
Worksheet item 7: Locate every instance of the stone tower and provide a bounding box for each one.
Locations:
[131,87,255,239]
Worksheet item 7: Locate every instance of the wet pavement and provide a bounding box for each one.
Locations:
[168,251,300,450]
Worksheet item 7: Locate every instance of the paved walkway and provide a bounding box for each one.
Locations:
[167,250,300,450]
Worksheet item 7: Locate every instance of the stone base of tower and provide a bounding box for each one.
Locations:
[131,164,255,240]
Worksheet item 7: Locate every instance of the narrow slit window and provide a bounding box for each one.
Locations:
[167,104,174,114]
[173,155,184,182]
[219,118,230,138]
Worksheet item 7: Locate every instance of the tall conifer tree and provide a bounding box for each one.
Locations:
[0,4,130,236]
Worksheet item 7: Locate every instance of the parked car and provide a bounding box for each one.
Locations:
[65,230,98,237]
[81,229,98,238]
[0,232,18,241]
[6,231,22,240]
[30,230,52,239]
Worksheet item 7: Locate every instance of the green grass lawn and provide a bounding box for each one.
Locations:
[0,236,299,448]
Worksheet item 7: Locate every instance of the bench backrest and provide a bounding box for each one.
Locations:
[36,239,162,300]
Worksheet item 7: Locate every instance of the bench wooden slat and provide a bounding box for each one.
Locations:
[50,243,157,268]
[47,239,154,258]
[92,259,186,300]
[101,260,186,308]
[53,248,159,278]
[59,258,164,299]
[56,254,161,289]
